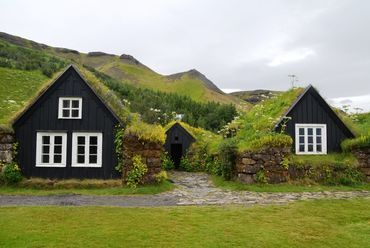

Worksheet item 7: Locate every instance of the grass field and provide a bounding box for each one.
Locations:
[211,175,370,192]
[0,67,49,126]
[0,198,369,247]
[0,181,174,196]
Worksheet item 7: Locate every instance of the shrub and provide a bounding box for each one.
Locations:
[341,135,370,152]
[154,171,168,184]
[179,155,193,172]
[161,152,175,170]
[205,155,222,176]
[126,155,148,188]
[2,162,22,184]
[256,170,268,184]
[218,139,237,180]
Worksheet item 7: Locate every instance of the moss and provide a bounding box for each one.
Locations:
[341,135,370,152]
[125,121,166,144]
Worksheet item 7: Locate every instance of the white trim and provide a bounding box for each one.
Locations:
[58,97,82,119]
[36,132,67,167]
[295,124,327,155]
[72,132,102,167]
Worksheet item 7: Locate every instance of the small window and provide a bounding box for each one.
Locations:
[58,97,82,119]
[72,132,102,167]
[36,132,67,167]
[295,124,327,155]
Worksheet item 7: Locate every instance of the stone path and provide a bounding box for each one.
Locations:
[0,171,369,207]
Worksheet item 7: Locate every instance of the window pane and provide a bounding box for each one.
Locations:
[299,145,305,152]
[299,128,304,135]
[78,145,85,154]
[308,136,313,143]
[89,155,97,164]
[42,145,50,154]
[54,155,62,163]
[78,136,85,145]
[90,136,97,145]
[308,145,313,152]
[72,100,79,108]
[316,136,322,144]
[308,128,313,135]
[42,155,49,163]
[42,136,50,144]
[77,155,85,163]
[54,145,62,154]
[71,110,79,117]
[299,136,304,143]
[90,146,97,154]
[62,100,70,108]
[316,128,322,135]
[54,136,62,144]
[317,145,322,152]
[63,109,70,117]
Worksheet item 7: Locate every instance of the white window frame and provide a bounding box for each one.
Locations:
[295,124,327,155]
[36,132,67,167]
[58,97,82,119]
[72,132,103,167]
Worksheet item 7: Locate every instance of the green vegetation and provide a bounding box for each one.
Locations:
[126,155,148,188]
[354,112,370,134]
[211,175,370,192]
[342,135,370,151]
[1,199,370,247]
[0,180,173,196]
[0,40,66,77]
[0,67,50,128]
[125,121,166,144]
[231,88,303,151]
[88,67,238,132]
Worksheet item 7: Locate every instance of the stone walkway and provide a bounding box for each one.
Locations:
[0,171,369,207]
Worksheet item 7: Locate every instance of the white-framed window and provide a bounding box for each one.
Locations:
[295,124,327,155]
[58,97,82,119]
[36,132,67,167]
[72,132,102,167]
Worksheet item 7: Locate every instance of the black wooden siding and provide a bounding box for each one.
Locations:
[13,66,120,179]
[165,123,196,156]
[275,86,354,153]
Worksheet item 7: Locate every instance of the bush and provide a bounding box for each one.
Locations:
[205,155,222,176]
[341,135,370,152]
[218,139,237,180]
[179,155,193,172]
[161,152,175,170]
[126,155,148,188]
[154,171,168,184]
[2,162,22,184]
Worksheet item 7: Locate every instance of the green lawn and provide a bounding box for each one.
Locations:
[211,175,370,192]
[0,199,369,247]
[0,181,174,196]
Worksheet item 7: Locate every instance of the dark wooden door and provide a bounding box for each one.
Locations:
[170,144,183,168]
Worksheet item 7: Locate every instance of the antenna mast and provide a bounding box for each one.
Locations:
[288,74,298,88]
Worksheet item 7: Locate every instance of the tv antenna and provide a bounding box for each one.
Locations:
[288,74,298,88]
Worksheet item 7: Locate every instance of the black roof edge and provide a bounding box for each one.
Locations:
[13,64,123,127]
[274,84,355,137]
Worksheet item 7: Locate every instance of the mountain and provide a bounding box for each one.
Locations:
[230,89,281,104]
[0,32,246,107]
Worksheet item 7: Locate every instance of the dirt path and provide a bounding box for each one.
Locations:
[0,171,369,207]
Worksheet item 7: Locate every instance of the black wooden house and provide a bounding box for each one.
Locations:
[165,123,196,167]
[274,85,355,154]
[13,65,122,179]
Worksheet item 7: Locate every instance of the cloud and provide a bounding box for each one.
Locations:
[267,48,315,67]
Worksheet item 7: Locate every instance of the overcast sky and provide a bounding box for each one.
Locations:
[1,0,369,111]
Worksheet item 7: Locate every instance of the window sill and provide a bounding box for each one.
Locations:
[71,164,102,168]
[35,164,66,168]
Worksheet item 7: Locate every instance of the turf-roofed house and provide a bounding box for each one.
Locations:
[274,85,355,154]
[12,65,123,179]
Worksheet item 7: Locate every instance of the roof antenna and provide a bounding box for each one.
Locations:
[288,74,298,88]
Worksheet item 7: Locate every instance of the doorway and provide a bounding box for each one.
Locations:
[170,144,183,168]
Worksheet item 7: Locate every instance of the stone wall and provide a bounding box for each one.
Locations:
[0,132,14,164]
[353,148,370,182]
[236,147,291,184]
[122,134,163,184]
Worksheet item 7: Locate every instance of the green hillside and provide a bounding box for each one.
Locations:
[0,32,247,108]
